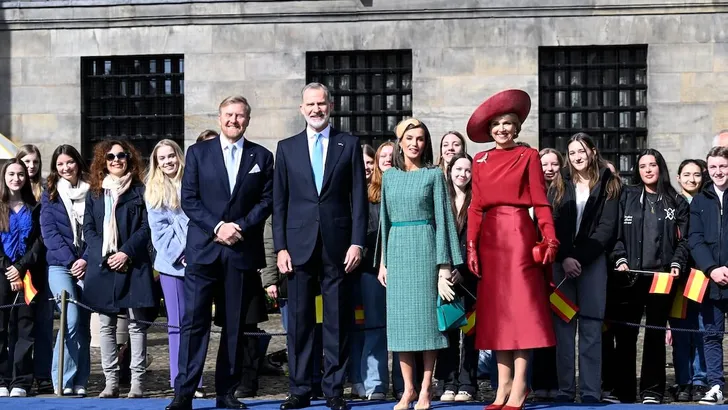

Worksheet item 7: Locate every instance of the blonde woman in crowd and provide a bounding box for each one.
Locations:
[145,140,206,398]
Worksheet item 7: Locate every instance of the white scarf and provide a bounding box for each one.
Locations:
[57,178,90,248]
[101,173,133,256]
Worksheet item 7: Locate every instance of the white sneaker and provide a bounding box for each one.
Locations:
[699,385,724,405]
[73,386,86,396]
[0,387,8,397]
[642,395,660,404]
[367,392,386,401]
[440,390,456,401]
[9,388,26,397]
[454,391,474,402]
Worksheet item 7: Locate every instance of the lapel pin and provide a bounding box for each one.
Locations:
[338,142,344,146]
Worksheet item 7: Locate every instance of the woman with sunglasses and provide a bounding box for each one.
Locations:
[83,140,154,399]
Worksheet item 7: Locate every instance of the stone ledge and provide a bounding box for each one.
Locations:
[3,1,728,30]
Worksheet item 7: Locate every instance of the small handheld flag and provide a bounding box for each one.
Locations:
[549,278,579,323]
[315,295,323,324]
[22,271,37,305]
[669,284,688,319]
[684,268,709,303]
[460,310,476,336]
[354,305,365,325]
[649,272,674,294]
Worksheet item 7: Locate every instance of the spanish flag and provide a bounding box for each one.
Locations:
[669,284,688,319]
[550,288,579,322]
[22,271,37,305]
[354,305,365,325]
[649,272,674,294]
[315,295,323,324]
[684,268,709,303]
[460,310,476,336]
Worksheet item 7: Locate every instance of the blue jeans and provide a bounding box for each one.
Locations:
[348,273,388,395]
[48,266,90,389]
[280,300,321,384]
[671,301,707,387]
[701,298,728,387]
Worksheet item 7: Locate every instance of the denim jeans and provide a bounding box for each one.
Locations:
[33,285,55,382]
[701,298,728,387]
[348,273,388,395]
[671,301,707,387]
[280,300,321,384]
[48,266,91,390]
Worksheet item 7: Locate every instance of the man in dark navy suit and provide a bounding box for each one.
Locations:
[166,96,274,410]
[274,83,367,410]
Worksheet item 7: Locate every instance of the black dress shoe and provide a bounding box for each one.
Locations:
[280,394,311,409]
[216,393,248,409]
[165,395,193,410]
[325,396,349,410]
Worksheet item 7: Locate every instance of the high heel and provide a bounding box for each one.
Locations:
[414,390,433,410]
[503,389,531,410]
[485,394,510,410]
[394,391,417,410]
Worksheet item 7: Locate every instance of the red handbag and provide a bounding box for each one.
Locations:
[532,239,558,265]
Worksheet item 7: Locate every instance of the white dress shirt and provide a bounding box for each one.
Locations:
[214,135,245,234]
[307,125,331,171]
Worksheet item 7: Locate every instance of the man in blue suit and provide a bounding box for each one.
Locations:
[166,96,274,410]
[274,82,368,410]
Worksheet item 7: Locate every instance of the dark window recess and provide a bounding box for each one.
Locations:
[538,46,648,182]
[306,50,413,148]
[81,55,185,161]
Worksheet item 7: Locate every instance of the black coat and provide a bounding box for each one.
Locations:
[688,183,728,300]
[550,167,620,266]
[611,186,690,274]
[82,182,156,312]
[0,203,46,295]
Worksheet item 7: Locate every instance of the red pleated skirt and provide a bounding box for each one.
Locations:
[474,206,556,350]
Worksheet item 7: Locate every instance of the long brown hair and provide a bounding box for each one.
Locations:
[437,131,467,171]
[0,159,37,232]
[47,145,89,202]
[550,132,621,205]
[368,142,394,204]
[16,144,43,201]
[539,147,564,188]
[446,152,473,233]
[89,140,145,196]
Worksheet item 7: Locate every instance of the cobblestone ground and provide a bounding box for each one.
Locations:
[64,314,688,403]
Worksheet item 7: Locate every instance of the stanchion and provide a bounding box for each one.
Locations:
[56,290,68,397]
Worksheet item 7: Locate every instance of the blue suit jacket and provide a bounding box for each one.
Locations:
[273,128,367,265]
[181,136,274,269]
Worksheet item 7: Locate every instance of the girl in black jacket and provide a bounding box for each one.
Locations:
[0,159,44,397]
[549,133,621,403]
[610,149,689,404]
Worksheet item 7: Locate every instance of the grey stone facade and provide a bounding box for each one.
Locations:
[1,0,727,174]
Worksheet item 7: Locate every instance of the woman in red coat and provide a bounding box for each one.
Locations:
[466,90,559,410]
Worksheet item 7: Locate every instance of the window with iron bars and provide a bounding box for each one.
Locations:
[81,55,185,162]
[538,46,648,183]
[306,50,413,148]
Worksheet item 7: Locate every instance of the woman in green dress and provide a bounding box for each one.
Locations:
[377,118,462,410]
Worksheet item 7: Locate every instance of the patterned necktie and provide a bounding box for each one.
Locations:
[312,133,324,194]
[227,144,237,194]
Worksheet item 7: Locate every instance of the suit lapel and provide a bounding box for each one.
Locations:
[293,131,317,194]
[230,140,256,200]
[211,137,231,200]
[321,129,344,193]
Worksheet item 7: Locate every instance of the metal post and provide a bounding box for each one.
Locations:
[56,290,68,396]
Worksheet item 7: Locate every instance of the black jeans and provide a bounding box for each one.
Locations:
[0,282,36,390]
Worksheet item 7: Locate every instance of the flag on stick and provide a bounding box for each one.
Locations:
[669,284,688,319]
[315,295,323,324]
[354,305,365,325]
[22,271,37,305]
[649,272,674,294]
[550,287,579,322]
[684,268,709,303]
[460,310,476,336]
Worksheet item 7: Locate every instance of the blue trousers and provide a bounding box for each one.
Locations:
[701,298,728,387]
[671,301,707,387]
[348,273,388,395]
[280,300,321,385]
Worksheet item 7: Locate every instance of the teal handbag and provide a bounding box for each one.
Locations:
[436,296,468,332]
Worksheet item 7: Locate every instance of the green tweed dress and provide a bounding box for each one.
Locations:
[380,167,463,352]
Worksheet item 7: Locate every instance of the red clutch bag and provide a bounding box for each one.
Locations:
[532,239,558,265]
[532,241,548,264]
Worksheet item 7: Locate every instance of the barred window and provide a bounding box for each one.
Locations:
[538,46,648,181]
[81,55,185,161]
[306,50,413,148]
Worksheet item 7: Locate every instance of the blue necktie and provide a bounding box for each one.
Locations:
[227,145,237,194]
[312,133,324,194]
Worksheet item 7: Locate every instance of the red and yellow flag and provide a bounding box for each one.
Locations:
[684,268,709,303]
[649,272,674,294]
[460,310,476,336]
[22,271,37,305]
[550,288,578,322]
[315,295,323,324]
[669,284,688,319]
[354,305,365,325]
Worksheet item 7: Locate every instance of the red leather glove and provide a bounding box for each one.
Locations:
[541,238,559,265]
[467,240,480,278]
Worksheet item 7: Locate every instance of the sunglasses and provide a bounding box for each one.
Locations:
[106,152,129,161]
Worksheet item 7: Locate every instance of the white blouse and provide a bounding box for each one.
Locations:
[575,184,590,232]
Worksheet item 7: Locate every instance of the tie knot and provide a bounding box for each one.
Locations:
[314,133,322,141]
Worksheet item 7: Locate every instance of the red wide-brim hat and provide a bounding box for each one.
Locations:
[466,89,532,143]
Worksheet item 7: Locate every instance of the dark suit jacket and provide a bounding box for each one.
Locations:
[181,136,274,269]
[273,128,367,266]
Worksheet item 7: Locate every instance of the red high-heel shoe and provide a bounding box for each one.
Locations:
[485,395,510,410]
[502,389,530,410]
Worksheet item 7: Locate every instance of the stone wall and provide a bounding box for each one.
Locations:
[1,0,727,173]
